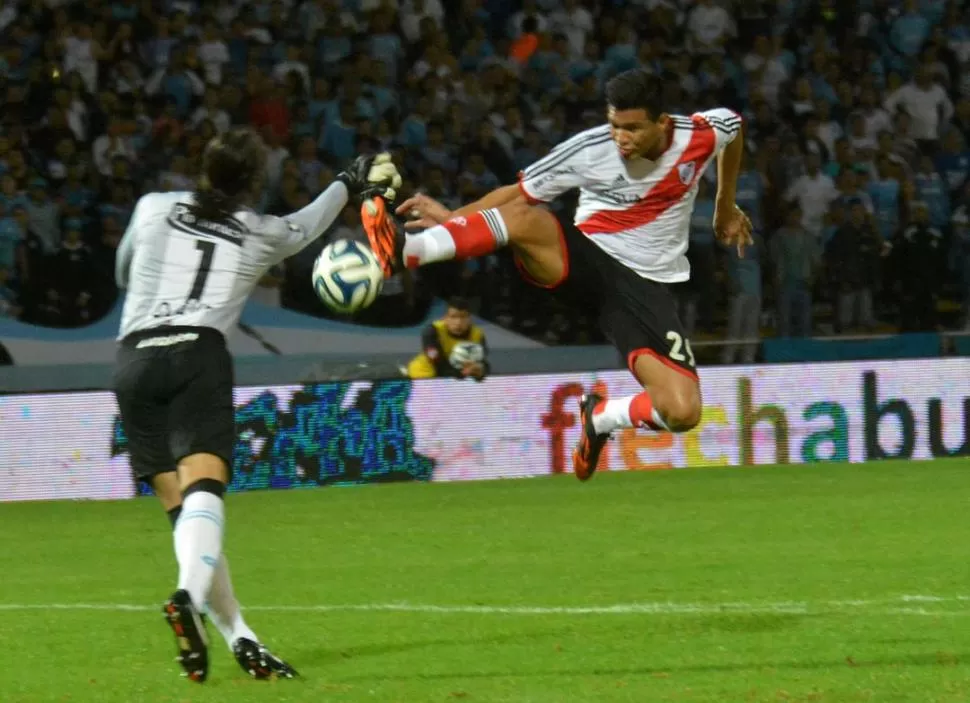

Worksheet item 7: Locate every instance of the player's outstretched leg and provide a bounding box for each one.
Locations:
[209,555,298,679]
[572,355,702,480]
[362,197,566,286]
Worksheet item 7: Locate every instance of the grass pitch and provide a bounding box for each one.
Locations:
[1,459,968,702]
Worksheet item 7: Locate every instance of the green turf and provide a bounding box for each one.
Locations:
[1,459,969,702]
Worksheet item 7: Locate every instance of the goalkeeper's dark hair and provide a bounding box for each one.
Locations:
[605,69,664,119]
[194,128,267,220]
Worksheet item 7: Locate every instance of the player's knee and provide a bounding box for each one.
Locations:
[499,200,550,244]
[659,393,702,433]
[178,452,229,491]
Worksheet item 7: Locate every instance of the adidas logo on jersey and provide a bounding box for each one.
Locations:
[612,174,626,185]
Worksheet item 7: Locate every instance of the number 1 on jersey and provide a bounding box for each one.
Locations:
[188,240,215,303]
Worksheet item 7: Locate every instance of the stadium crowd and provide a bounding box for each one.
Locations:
[0,0,968,361]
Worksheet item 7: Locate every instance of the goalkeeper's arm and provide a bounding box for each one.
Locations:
[275,153,402,259]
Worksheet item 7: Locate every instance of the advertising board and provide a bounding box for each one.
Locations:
[1,359,967,502]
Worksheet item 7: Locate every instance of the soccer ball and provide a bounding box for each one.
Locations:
[449,341,485,369]
[312,239,384,314]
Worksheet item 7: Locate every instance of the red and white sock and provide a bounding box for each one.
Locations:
[592,392,671,435]
[402,209,510,268]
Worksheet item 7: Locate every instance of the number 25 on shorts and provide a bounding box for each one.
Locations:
[666,331,696,368]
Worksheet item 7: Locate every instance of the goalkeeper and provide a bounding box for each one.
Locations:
[407,297,489,381]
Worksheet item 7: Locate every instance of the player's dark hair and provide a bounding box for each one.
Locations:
[194,128,267,220]
[605,69,663,119]
[448,296,471,312]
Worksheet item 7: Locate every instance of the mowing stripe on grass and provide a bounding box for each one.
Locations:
[0,595,968,616]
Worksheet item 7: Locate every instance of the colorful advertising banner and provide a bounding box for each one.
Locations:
[1,358,968,502]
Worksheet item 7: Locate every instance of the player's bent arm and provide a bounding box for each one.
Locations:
[715,119,744,206]
[450,184,524,218]
[275,181,350,259]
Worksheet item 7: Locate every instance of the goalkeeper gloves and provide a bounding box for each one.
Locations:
[337,152,403,203]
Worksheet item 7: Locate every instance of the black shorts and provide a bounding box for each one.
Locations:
[114,326,235,485]
[515,216,698,380]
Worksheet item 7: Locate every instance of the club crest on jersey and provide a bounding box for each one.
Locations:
[677,161,696,185]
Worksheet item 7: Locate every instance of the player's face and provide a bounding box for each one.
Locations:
[607,106,665,160]
[444,308,471,337]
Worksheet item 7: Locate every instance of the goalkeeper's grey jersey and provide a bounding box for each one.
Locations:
[116,184,348,339]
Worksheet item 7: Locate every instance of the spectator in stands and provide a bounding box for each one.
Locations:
[771,203,820,338]
[834,167,874,216]
[890,0,932,59]
[884,63,954,151]
[893,201,945,332]
[858,87,892,140]
[0,267,19,320]
[952,183,970,328]
[54,218,92,322]
[953,97,970,143]
[871,154,906,235]
[721,237,762,365]
[145,50,206,119]
[0,196,21,275]
[826,199,884,332]
[0,0,963,350]
[458,151,500,201]
[914,153,952,230]
[825,139,856,180]
[24,178,60,255]
[686,0,735,55]
[785,151,838,239]
[935,129,970,197]
[682,177,717,335]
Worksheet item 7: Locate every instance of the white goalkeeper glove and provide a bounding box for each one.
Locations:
[337,152,403,204]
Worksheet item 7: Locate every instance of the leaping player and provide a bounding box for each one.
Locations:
[361,69,752,480]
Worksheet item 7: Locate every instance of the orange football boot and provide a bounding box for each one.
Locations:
[360,196,402,278]
[572,393,609,481]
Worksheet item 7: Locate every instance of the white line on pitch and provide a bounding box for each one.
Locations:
[0,595,968,616]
